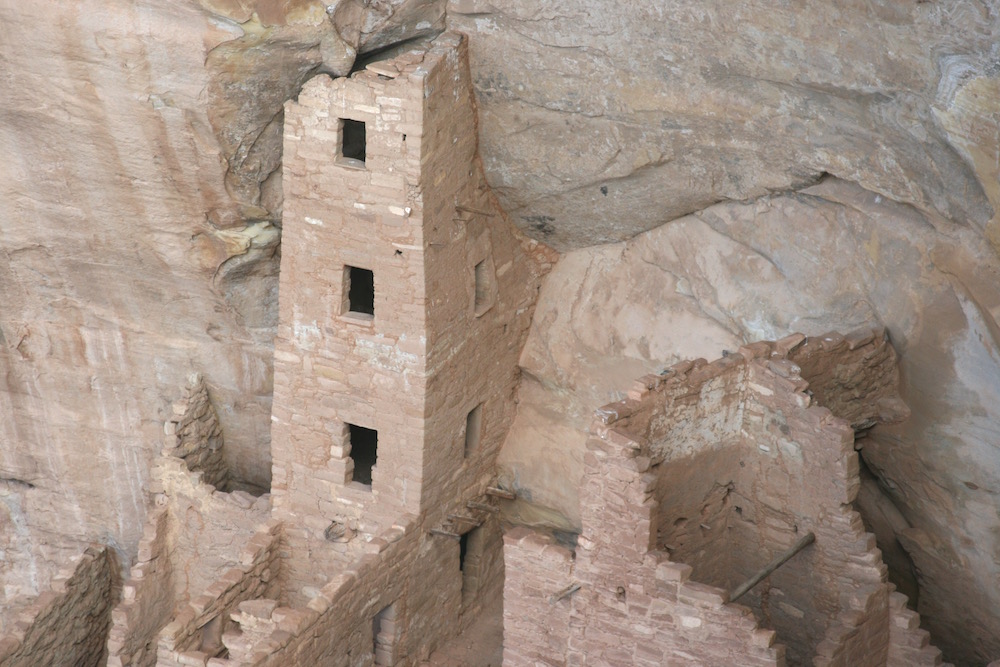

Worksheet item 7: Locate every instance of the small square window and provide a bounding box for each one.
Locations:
[348,424,377,487]
[344,266,374,317]
[464,404,483,457]
[341,118,366,163]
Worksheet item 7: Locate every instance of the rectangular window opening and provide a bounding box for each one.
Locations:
[372,603,396,666]
[460,527,483,604]
[345,266,375,317]
[341,118,366,163]
[349,423,378,487]
[464,404,483,458]
[473,260,489,313]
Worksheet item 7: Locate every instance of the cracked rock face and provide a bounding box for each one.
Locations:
[450,0,999,251]
[1,0,1000,664]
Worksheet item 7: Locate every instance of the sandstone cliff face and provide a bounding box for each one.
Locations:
[450,0,1000,252]
[0,0,998,664]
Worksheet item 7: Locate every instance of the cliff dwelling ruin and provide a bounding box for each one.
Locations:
[2,3,1000,667]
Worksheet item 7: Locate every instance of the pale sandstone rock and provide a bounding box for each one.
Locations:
[448,0,999,250]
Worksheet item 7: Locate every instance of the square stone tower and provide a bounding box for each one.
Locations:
[271,32,541,603]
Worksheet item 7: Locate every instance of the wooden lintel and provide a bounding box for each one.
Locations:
[549,583,581,604]
[456,204,495,217]
[430,528,461,540]
[467,501,499,513]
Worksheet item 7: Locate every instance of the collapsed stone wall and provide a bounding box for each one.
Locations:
[503,329,949,666]
[0,544,119,667]
[153,522,281,667]
[106,507,173,667]
[164,374,229,491]
[106,377,271,666]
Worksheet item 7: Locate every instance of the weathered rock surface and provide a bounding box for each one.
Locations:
[0,0,999,664]
[500,178,1000,664]
[449,0,1000,251]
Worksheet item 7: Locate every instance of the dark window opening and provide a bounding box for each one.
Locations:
[474,260,489,312]
[341,118,366,163]
[349,424,378,486]
[372,603,396,666]
[460,527,483,604]
[345,266,374,317]
[464,404,483,458]
[459,531,471,572]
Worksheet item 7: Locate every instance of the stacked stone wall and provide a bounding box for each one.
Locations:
[501,528,574,667]
[886,589,946,666]
[108,375,272,667]
[154,521,281,667]
[272,30,543,656]
[504,328,950,666]
[107,507,174,667]
[0,544,119,667]
[164,373,228,491]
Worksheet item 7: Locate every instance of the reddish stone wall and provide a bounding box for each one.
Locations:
[503,329,950,667]
[502,528,574,667]
[163,374,228,491]
[0,545,119,667]
[272,31,544,602]
[107,507,174,667]
[154,521,281,667]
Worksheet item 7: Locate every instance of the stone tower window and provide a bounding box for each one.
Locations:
[341,118,366,164]
[464,404,483,457]
[348,424,378,487]
[344,266,375,318]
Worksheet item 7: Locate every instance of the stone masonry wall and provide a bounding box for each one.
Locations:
[0,544,120,667]
[504,329,949,666]
[274,32,544,588]
[154,520,281,667]
[163,373,228,491]
[107,375,272,667]
[107,507,174,667]
[266,29,546,664]
[502,528,574,667]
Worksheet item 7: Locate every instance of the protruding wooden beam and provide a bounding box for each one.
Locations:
[447,513,483,527]
[486,486,516,500]
[430,528,461,540]
[549,583,581,604]
[467,501,499,513]
[456,204,495,217]
[730,532,816,602]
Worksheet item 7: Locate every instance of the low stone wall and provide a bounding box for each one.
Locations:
[107,507,174,667]
[0,544,120,667]
[503,329,950,666]
[887,590,947,666]
[164,373,228,491]
[501,528,575,667]
[155,520,281,667]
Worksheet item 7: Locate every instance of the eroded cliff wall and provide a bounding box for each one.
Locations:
[1,1,998,663]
